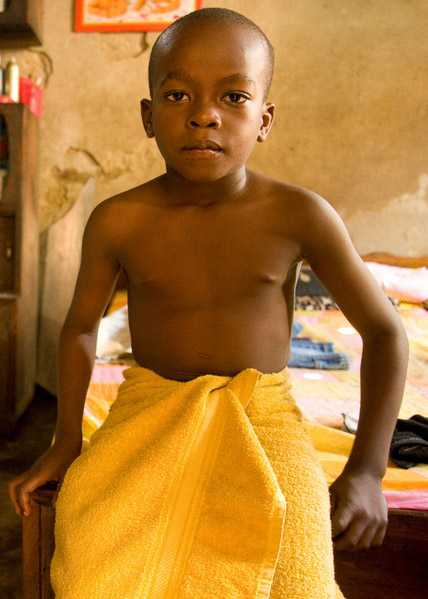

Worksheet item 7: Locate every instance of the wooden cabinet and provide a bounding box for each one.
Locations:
[0,103,39,435]
[0,0,43,48]
[0,214,15,290]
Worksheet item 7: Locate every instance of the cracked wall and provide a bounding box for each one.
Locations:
[5,0,428,253]
[346,174,428,255]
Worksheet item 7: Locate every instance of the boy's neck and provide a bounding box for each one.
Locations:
[159,165,250,208]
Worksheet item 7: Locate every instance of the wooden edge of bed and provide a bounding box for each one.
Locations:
[23,483,428,599]
[362,252,428,268]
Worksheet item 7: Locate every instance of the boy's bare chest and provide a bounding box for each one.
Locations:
[118,196,301,307]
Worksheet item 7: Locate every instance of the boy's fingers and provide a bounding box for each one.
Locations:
[17,477,43,516]
[8,470,43,516]
[331,505,353,538]
[333,518,367,551]
[328,487,337,515]
[11,483,27,516]
[371,522,387,547]
[8,475,27,515]
[18,487,32,516]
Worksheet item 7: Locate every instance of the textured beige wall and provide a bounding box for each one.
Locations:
[5,0,428,254]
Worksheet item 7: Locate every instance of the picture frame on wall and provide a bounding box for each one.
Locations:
[74,0,203,33]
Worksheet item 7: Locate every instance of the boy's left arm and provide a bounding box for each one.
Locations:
[296,189,409,552]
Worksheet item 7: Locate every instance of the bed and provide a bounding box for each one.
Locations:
[23,253,428,598]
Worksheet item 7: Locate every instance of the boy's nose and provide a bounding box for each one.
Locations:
[188,108,221,129]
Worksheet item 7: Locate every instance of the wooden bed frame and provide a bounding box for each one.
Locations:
[22,483,428,598]
[23,252,428,598]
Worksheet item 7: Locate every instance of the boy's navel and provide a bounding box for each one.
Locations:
[197,352,212,359]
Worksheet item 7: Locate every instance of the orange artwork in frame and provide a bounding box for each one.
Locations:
[74,0,204,33]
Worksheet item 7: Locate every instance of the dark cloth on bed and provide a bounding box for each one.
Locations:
[390,415,428,468]
[295,295,339,310]
[296,265,333,297]
[295,265,399,310]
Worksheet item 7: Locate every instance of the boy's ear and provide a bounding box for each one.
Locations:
[140,98,154,138]
[257,102,275,143]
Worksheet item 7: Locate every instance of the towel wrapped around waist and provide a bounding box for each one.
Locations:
[50,365,345,598]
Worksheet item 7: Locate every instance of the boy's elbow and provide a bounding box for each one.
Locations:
[365,321,409,356]
[395,324,409,357]
[388,318,408,347]
[61,319,101,336]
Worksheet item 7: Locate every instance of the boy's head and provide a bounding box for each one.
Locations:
[148,8,275,103]
[141,8,276,183]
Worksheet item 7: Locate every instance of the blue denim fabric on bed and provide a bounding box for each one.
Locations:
[288,321,349,370]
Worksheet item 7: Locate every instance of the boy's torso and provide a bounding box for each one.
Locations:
[109,170,305,381]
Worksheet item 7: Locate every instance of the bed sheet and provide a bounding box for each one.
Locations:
[290,305,428,426]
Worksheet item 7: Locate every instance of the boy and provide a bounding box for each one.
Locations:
[9,7,408,598]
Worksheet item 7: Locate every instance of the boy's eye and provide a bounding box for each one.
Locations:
[164,91,249,104]
[165,91,190,102]
[225,92,249,104]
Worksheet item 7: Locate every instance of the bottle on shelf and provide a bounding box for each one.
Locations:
[0,114,8,200]
[0,113,8,196]
[0,56,4,95]
[5,57,20,102]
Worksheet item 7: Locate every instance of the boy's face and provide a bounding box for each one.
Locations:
[141,23,275,183]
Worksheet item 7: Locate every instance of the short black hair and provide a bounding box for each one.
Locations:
[148,8,274,101]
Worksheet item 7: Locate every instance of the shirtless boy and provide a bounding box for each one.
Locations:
[9,7,408,558]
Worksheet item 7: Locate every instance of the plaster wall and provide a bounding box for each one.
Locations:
[3,0,428,255]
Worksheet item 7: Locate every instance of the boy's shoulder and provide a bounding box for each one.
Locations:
[91,173,335,234]
[92,179,158,212]
[87,179,162,231]
[255,172,348,261]
[82,184,154,255]
[254,172,335,227]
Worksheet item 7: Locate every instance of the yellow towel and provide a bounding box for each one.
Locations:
[50,365,345,598]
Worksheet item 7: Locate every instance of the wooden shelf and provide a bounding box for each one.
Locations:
[0,101,39,435]
[0,0,43,47]
[0,103,37,212]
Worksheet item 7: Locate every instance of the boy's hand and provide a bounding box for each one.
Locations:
[329,470,388,551]
[7,441,81,518]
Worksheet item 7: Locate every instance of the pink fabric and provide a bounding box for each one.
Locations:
[383,490,428,511]
[91,362,128,383]
[365,261,428,302]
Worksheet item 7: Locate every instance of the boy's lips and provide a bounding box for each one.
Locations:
[182,140,223,152]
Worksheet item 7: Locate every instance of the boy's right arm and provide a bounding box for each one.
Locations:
[7,201,122,517]
[55,201,122,445]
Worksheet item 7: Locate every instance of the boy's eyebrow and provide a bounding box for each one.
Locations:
[159,69,256,88]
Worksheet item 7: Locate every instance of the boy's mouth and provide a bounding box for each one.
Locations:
[182,140,223,152]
